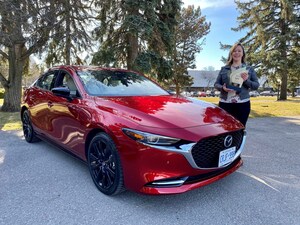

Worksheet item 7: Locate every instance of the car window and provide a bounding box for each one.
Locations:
[36,71,57,90]
[61,73,79,97]
[77,70,169,96]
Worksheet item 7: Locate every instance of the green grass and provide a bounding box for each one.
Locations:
[0,112,22,131]
[200,96,300,118]
[0,99,22,131]
[0,96,299,131]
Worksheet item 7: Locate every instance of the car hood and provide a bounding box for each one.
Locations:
[94,95,241,129]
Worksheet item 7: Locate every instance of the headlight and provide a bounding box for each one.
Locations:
[122,128,180,146]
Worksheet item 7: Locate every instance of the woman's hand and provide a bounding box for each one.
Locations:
[222,83,235,93]
[241,72,248,81]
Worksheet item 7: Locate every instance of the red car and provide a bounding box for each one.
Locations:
[21,65,246,195]
[198,91,207,97]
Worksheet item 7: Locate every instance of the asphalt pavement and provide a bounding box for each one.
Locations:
[0,116,300,225]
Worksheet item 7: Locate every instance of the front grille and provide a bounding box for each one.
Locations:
[191,130,244,168]
[185,156,241,184]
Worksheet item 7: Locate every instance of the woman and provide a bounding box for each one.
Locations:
[214,43,259,126]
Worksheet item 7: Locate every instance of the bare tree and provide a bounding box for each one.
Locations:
[202,66,217,89]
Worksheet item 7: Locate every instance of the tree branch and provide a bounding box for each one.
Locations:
[21,35,49,61]
[0,50,9,60]
[0,71,8,88]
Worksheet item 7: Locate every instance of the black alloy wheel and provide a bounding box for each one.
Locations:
[87,133,124,195]
[22,110,40,143]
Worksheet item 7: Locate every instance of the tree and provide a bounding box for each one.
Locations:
[203,66,216,71]
[92,0,181,80]
[45,0,94,66]
[23,58,44,87]
[0,57,9,89]
[288,51,300,96]
[0,0,56,112]
[233,0,300,100]
[202,67,217,89]
[168,5,210,94]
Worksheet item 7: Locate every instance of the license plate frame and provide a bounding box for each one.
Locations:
[218,147,236,167]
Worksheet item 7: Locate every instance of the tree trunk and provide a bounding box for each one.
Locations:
[65,4,71,65]
[278,5,288,101]
[1,45,24,112]
[126,33,139,70]
[175,83,180,95]
[279,71,287,100]
[125,7,139,70]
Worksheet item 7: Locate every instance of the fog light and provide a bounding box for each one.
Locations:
[146,177,188,187]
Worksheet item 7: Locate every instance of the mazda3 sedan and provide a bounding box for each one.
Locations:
[21,65,246,195]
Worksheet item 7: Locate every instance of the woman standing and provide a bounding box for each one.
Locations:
[214,43,259,126]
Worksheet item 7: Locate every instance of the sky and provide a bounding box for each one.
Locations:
[182,0,247,70]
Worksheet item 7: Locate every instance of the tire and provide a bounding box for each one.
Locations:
[87,133,125,195]
[22,110,40,143]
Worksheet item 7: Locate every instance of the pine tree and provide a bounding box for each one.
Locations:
[169,5,210,94]
[45,0,94,66]
[92,0,181,80]
[233,0,300,100]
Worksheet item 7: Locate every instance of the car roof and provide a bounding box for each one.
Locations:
[48,65,134,74]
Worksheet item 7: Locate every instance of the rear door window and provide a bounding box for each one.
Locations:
[36,71,57,91]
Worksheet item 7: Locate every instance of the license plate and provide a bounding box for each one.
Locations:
[218,147,236,167]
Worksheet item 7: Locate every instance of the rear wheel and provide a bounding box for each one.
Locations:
[87,133,125,195]
[22,110,40,143]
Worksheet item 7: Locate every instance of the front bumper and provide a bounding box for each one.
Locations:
[144,130,246,170]
[140,157,243,194]
[120,130,246,194]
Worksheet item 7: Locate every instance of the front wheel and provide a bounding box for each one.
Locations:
[22,110,40,143]
[87,133,125,195]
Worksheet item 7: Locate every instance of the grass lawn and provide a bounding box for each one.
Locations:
[201,96,300,118]
[0,96,299,131]
[0,99,22,131]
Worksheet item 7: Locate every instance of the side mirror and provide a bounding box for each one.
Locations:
[52,87,72,101]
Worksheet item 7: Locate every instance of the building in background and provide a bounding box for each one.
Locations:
[179,70,271,95]
[187,70,219,92]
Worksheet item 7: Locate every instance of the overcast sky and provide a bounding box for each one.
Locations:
[182,0,247,70]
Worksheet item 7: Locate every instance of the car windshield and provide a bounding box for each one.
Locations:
[77,70,169,96]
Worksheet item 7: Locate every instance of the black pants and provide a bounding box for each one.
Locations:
[219,101,250,127]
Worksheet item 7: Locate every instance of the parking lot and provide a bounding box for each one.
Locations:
[1,116,300,225]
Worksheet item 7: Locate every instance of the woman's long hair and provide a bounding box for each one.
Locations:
[226,43,246,65]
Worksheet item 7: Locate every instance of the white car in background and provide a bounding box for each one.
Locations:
[260,90,275,96]
[181,91,192,97]
[249,91,260,97]
[214,91,221,97]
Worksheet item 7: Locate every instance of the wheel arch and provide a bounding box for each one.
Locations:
[20,106,28,121]
[84,126,122,161]
[84,128,112,160]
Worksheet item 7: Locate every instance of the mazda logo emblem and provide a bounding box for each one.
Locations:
[224,135,233,148]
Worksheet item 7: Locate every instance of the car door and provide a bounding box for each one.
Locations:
[29,70,59,134]
[46,70,92,158]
